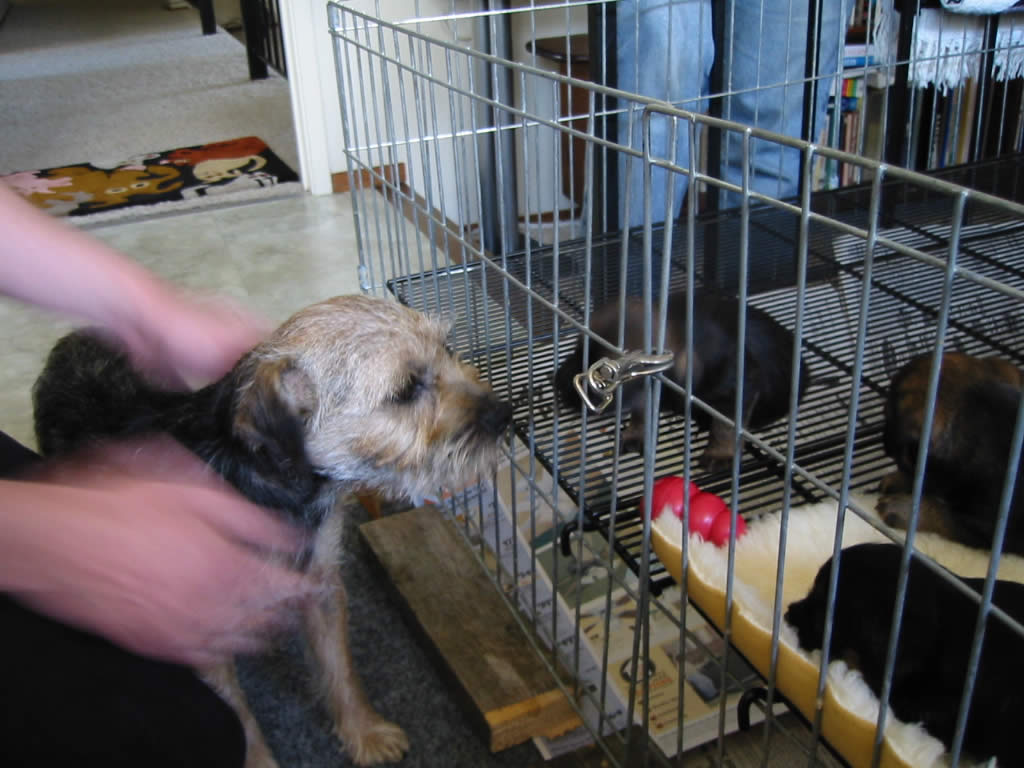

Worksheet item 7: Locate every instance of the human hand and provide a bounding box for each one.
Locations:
[114,287,271,389]
[0,182,264,385]
[0,182,271,388]
[1,437,322,666]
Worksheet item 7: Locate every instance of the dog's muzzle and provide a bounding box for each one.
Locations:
[479,397,514,436]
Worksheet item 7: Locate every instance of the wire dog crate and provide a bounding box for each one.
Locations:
[330,1,1024,766]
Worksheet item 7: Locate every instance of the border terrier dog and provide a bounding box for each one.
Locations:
[786,542,1024,765]
[32,294,513,767]
[554,290,809,471]
[878,352,1024,555]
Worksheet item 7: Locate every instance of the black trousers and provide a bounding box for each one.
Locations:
[0,431,246,768]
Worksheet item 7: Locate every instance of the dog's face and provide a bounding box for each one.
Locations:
[784,559,832,654]
[785,544,910,671]
[885,352,1024,474]
[231,295,511,501]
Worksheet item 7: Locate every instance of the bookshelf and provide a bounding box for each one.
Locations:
[819,0,1024,192]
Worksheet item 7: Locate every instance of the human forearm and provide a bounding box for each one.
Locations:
[0,182,176,332]
[0,480,91,594]
[0,443,318,667]
[0,181,267,383]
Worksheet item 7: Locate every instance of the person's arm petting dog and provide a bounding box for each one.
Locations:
[0,181,317,665]
[0,445,320,666]
[0,181,268,386]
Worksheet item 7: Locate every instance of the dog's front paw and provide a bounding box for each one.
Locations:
[339,717,409,766]
[877,494,912,530]
[878,470,910,496]
[619,426,645,456]
[698,450,734,476]
[244,739,281,768]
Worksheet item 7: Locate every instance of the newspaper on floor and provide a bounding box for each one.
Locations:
[422,436,761,759]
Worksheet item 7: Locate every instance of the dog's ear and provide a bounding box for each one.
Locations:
[233,358,317,486]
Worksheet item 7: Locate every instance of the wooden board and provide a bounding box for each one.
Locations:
[359,506,583,752]
[528,727,649,768]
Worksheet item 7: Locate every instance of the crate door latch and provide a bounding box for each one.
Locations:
[573,351,675,414]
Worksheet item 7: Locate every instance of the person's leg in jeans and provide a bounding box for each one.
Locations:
[0,431,247,768]
[613,0,850,295]
[617,0,715,234]
[615,0,714,298]
[710,0,852,290]
[617,0,848,223]
[720,0,853,204]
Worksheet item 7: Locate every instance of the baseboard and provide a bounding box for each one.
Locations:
[331,164,407,194]
[377,182,480,266]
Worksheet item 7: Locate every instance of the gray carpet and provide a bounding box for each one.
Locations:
[0,0,298,176]
[236,499,541,768]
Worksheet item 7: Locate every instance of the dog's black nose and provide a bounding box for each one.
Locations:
[480,398,514,436]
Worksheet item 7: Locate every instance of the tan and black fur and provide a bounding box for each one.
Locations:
[878,352,1024,555]
[32,294,513,767]
[554,290,809,471]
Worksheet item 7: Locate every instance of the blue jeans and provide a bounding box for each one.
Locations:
[617,0,852,230]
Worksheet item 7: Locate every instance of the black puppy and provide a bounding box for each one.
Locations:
[785,542,1024,765]
[878,352,1024,555]
[554,290,809,470]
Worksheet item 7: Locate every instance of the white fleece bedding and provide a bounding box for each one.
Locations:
[653,493,1017,767]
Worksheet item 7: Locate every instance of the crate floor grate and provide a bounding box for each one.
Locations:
[388,159,1024,593]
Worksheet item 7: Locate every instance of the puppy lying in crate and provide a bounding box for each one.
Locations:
[878,352,1024,556]
[786,542,1024,766]
[554,290,809,471]
[31,294,513,767]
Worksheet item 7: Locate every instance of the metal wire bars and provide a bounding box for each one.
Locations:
[329,2,1024,766]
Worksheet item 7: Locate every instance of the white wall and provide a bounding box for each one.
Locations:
[283,0,587,235]
[280,0,341,194]
[282,1,473,196]
[509,6,588,226]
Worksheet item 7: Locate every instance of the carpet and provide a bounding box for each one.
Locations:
[1,136,300,222]
[237,498,543,768]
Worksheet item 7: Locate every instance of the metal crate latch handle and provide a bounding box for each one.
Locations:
[572,351,674,414]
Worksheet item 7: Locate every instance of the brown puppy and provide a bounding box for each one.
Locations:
[555,290,808,470]
[32,295,513,767]
[878,352,1024,555]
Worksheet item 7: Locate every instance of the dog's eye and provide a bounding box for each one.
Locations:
[394,373,427,404]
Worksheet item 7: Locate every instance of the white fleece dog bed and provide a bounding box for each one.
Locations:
[651,493,1020,768]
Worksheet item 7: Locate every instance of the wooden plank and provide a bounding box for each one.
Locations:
[528,727,649,768]
[359,506,582,752]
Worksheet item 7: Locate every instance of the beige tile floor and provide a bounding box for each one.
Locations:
[0,190,405,450]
